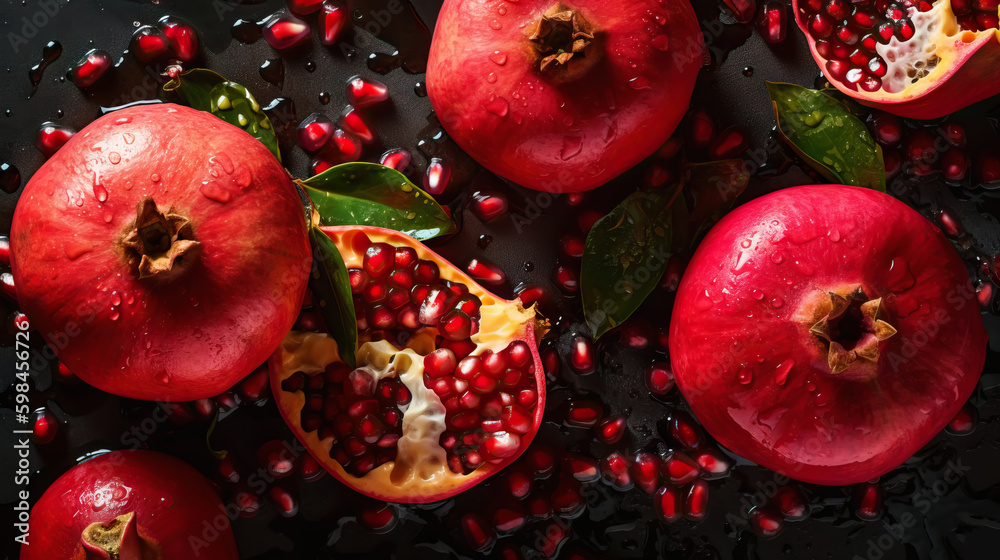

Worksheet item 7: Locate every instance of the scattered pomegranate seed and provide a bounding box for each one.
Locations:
[600,452,633,491]
[217,455,240,484]
[569,335,595,374]
[655,485,683,523]
[346,76,390,109]
[643,163,674,189]
[69,49,112,88]
[684,479,710,521]
[594,415,627,444]
[159,16,199,61]
[941,148,969,182]
[670,412,705,449]
[13,312,30,333]
[527,447,557,479]
[685,109,716,149]
[976,282,993,310]
[268,485,299,517]
[853,481,884,520]
[661,451,701,484]
[257,440,297,479]
[976,150,1000,184]
[692,447,733,479]
[563,453,600,483]
[772,485,809,520]
[939,122,967,147]
[492,502,526,533]
[287,0,324,15]
[559,235,585,260]
[320,1,348,45]
[467,258,506,285]
[31,408,58,444]
[946,402,978,435]
[721,0,756,22]
[299,453,325,483]
[707,125,749,159]
[461,512,497,552]
[508,469,533,498]
[868,111,902,147]
[757,0,788,43]
[750,506,785,537]
[339,105,377,144]
[262,11,311,50]
[884,148,903,179]
[619,321,651,349]
[631,452,662,495]
[0,272,18,301]
[470,190,509,222]
[566,192,586,206]
[238,366,270,404]
[358,502,397,533]
[234,487,261,518]
[554,265,580,293]
[526,495,553,520]
[35,122,75,157]
[551,477,586,516]
[129,26,171,62]
[576,209,603,234]
[515,283,548,308]
[939,210,963,237]
[379,148,411,171]
[424,158,451,196]
[646,362,675,395]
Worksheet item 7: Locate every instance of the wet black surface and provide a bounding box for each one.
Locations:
[2,0,1000,559]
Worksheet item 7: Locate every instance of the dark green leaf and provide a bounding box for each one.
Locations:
[683,159,751,240]
[581,185,681,339]
[300,163,456,241]
[164,68,281,162]
[766,82,884,191]
[308,225,358,368]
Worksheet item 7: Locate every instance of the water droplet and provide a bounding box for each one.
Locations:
[111,484,127,500]
[794,261,814,276]
[628,76,652,90]
[524,261,534,272]
[805,381,816,392]
[483,96,509,117]
[114,116,132,125]
[93,182,108,203]
[770,297,784,308]
[775,360,794,385]
[109,310,120,321]
[828,229,841,242]
[319,91,331,104]
[695,290,714,312]
[740,238,752,249]
[751,289,764,300]
[742,66,754,77]
[211,154,235,175]
[157,372,170,384]
[103,211,114,223]
[498,4,508,15]
[237,113,249,127]
[150,173,161,182]
[489,51,508,65]
[108,152,121,164]
[200,181,231,203]
[478,234,493,249]
[216,95,232,110]
[111,291,122,306]
[738,369,753,384]
[489,18,503,29]
[487,72,498,84]
[652,35,670,51]
[770,252,784,264]
[123,133,135,145]
[159,492,174,509]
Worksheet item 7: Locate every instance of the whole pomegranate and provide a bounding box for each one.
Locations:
[10,104,311,401]
[669,185,986,485]
[794,0,1000,118]
[21,450,238,559]
[426,0,703,193]
[270,227,546,502]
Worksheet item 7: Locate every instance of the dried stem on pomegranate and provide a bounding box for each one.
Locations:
[80,512,158,560]
[121,196,202,279]
[528,3,600,83]
[808,287,897,374]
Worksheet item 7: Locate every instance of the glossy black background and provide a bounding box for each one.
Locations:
[2,0,1000,559]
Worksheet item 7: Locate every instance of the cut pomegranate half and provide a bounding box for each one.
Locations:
[270,227,546,503]
[793,0,1000,118]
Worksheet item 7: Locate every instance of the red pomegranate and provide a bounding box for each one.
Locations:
[21,450,238,560]
[669,185,986,485]
[270,227,546,502]
[426,0,703,193]
[10,104,311,401]
[793,0,1000,118]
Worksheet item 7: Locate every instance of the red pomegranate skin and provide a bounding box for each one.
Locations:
[426,0,703,193]
[10,104,311,401]
[21,450,238,560]
[669,185,986,485]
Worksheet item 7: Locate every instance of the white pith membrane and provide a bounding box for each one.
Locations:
[876,2,952,92]
[273,231,538,499]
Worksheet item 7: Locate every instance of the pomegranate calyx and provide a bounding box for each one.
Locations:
[808,288,897,374]
[81,512,157,560]
[528,3,600,83]
[121,196,202,280]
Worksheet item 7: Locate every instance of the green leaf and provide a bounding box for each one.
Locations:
[581,185,681,340]
[164,68,281,162]
[308,225,358,368]
[300,162,456,241]
[766,82,885,191]
[683,159,751,241]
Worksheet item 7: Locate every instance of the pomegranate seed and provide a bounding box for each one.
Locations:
[363,282,387,304]
[258,440,297,479]
[380,148,412,171]
[508,469,533,498]
[884,148,903,179]
[809,12,835,37]
[565,399,603,428]
[553,265,579,293]
[904,130,937,163]
[493,503,527,533]
[661,451,701,484]
[537,520,570,558]
[497,544,525,560]
[320,1,348,44]
[551,478,586,516]
[296,114,335,152]
[895,18,915,40]
[946,402,977,434]
[563,453,600,482]
[619,321,651,349]
[69,49,112,88]
[835,24,859,45]
[941,148,969,182]
[312,129,363,172]
[467,258,506,285]
[693,447,734,479]
[976,150,1000,184]
[541,347,560,379]
[825,0,849,18]
[363,243,394,278]
[600,452,634,491]
[346,76,389,108]
[423,158,451,196]
[525,447,556,479]
[287,0,324,15]
[977,11,999,29]
[869,112,902,147]
[299,454,325,482]
[339,105,377,144]
[35,123,75,157]
[594,415,627,444]
[217,455,241,484]
[262,11,310,49]
[268,485,299,517]
[750,507,785,537]
[773,485,809,520]
[953,0,973,13]
[684,479,710,521]
[576,209,603,233]
[685,109,716,148]
[11,312,30,334]
[643,164,673,189]
[853,481,884,520]
[235,487,261,517]
[527,495,553,520]
[645,362,674,395]
[707,125,748,159]
[558,235,586,260]
[462,513,497,552]
[670,412,705,449]
[0,236,9,266]
[238,367,270,404]
[443,338,477,360]
[655,485,683,523]
[414,262,440,286]
[440,309,473,341]
[483,431,522,460]
[159,16,199,61]
[939,122,967,147]
[824,59,851,82]
[130,26,171,62]
[470,190,509,222]
[722,0,756,23]
[569,335,595,374]
[978,283,993,310]
[31,408,58,444]
[631,452,661,495]
[358,502,397,532]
